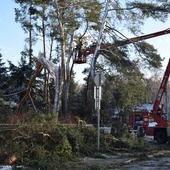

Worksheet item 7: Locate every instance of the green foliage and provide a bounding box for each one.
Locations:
[0,52,8,92]
[128,1,170,22]
[66,127,81,153]
[0,113,151,169]
[103,73,146,111]
[129,137,148,152]
[0,123,72,169]
[136,42,163,68]
[0,117,98,168]
[79,126,98,155]
[6,57,34,102]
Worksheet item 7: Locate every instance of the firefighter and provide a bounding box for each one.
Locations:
[135,116,144,137]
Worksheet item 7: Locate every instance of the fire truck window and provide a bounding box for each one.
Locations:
[135,115,142,121]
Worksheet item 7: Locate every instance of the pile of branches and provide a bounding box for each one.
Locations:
[0,116,148,169]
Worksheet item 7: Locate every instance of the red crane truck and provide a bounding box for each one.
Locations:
[145,59,170,143]
[128,59,170,143]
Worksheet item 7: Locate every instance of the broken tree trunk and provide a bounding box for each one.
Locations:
[16,56,60,117]
[16,61,43,115]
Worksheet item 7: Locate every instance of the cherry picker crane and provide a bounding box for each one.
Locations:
[73,28,170,143]
[73,28,170,64]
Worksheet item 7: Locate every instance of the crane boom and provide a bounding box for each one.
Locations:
[152,59,170,127]
[83,28,170,58]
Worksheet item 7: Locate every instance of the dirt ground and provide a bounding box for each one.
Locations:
[82,136,170,170]
[119,157,170,170]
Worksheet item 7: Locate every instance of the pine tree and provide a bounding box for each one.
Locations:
[0,52,9,93]
[7,55,33,101]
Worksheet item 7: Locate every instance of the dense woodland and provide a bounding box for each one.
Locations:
[1,0,170,124]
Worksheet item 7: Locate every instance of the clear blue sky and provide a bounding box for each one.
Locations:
[0,0,25,65]
[0,1,170,83]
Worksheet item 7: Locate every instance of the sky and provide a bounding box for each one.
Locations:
[0,1,25,64]
[0,1,170,84]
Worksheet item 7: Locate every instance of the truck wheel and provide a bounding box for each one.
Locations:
[155,130,168,144]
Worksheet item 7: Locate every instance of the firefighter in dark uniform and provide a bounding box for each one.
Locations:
[135,115,144,137]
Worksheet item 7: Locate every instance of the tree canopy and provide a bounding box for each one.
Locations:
[0,0,169,122]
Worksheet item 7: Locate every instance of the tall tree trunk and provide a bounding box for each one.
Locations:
[42,7,48,108]
[62,40,68,115]
[55,1,68,115]
[91,0,110,79]
[29,2,33,66]
[54,66,61,117]
[48,36,54,112]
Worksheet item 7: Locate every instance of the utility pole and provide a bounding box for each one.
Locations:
[94,72,105,150]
